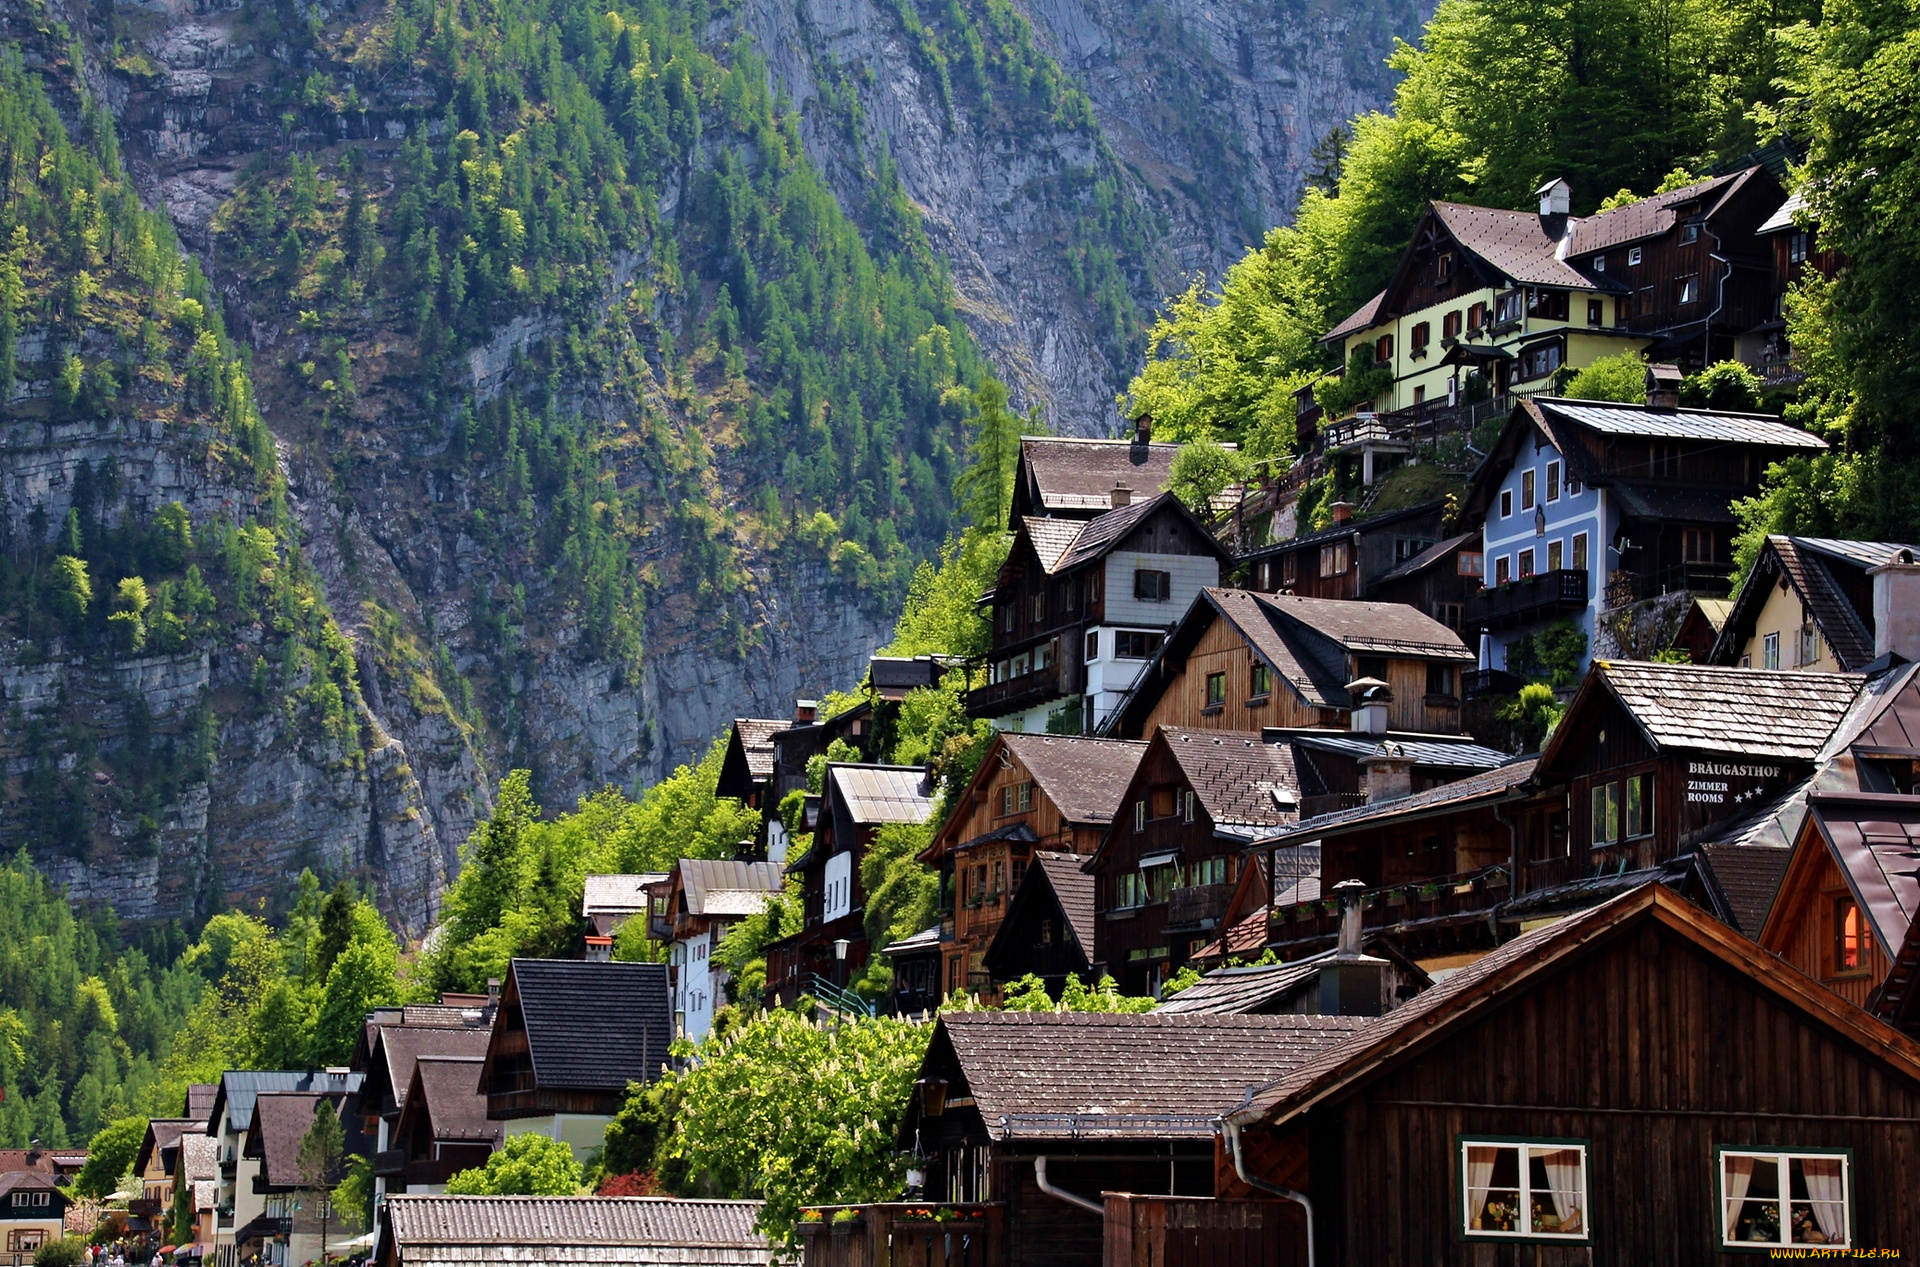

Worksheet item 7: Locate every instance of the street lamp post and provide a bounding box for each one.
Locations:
[832,938,850,992]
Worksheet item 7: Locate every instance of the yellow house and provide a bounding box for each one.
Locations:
[1710,537,1920,672]
[0,1172,67,1260]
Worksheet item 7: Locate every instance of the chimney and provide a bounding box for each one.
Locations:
[1133,412,1153,445]
[486,977,501,1010]
[1868,549,1920,664]
[1359,741,1415,804]
[1346,677,1392,736]
[1111,482,1132,509]
[1537,177,1571,217]
[1645,363,1682,411]
[794,698,818,726]
[1317,879,1388,1016]
[1329,500,1354,524]
[584,935,613,963]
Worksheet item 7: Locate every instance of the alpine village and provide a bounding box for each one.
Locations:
[3,0,1920,1258]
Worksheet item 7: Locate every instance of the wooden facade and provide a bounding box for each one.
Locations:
[1240,505,1448,603]
[1225,887,1920,1264]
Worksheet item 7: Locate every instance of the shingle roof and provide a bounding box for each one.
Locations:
[406,1055,495,1145]
[1033,850,1098,952]
[678,860,786,917]
[1806,793,1920,956]
[1372,532,1477,586]
[1254,757,1539,847]
[1322,288,1387,343]
[137,1120,195,1178]
[934,1011,1368,1139]
[177,1132,218,1185]
[999,733,1147,825]
[728,719,783,781]
[1206,588,1347,709]
[1281,730,1511,771]
[827,764,935,826]
[1772,537,1914,670]
[1253,591,1475,660]
[1564,172,1747,255]
[1594,660,1863,759]
[1157,729,1301,834]
[584,874,669,918]
[1054,493,1200,572]
[214,1071,362,1133]
[1152,960,1321,1014]
[1431,202,1602,290]
[1758,192,1806,235]
[249,1093,334,1189]
[880,924,942,956]
[371,1025,492,1115]
[382,1196,769,1263]
[186,1084,217,1121]
[1535,400,1827,448]
[1698,843,1793,936]
[1020,437,1181,514]
[1022,516,1085,572]
[508,959,674,1092]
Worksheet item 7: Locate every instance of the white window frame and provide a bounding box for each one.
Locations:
[1763,631,1781,671]
[1716,1147,1851,1250]
[1460,1138,1591,1242]
[1628,246,1644,266]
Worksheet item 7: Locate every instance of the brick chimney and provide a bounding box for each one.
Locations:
[1645,363,1683,411]
[1869,549,1920,664]
[794,698,818,725]
[1111,482,1132,508]
[1359,740,1415,804]
[1329,500,1354,524]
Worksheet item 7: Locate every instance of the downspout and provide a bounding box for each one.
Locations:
[1033,1156,1104,1215]
[1220,1117,1315,1267]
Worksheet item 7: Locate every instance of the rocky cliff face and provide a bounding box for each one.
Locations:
[4,0,1422,928]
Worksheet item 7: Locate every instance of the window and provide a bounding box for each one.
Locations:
[1319,541,1351,577]
[1456,550,1486,578]
[1116,630,1163,659]
[1547,540,1564,571]
[1462,1140,1589,1241]
[1679,221,1702,244]
[1763,631,1781,670]
[997,781,1032,815]
[1437,251,1456,280]
[1572,532,1589,571]
[1719,1149,1850,1249]
[1134,801,1146,832]
[1678,275,1701,304]
[1413,385,1426,405]
[1411,321,1431,355]
[1030,593,1045,624]
[1592,254,1606,273]
[1835,899,1872,972]
[1493,289,1524,325]
[1518,548,1535,579]
[1591,783,1620,845]
[1526,289,1569,320]
[1086,570,1101,603]
[1356,655,1390,683]
[1435,601,1464,630]
[1426,663,1455,697]
[1546,461,1561,502]
[1653,443,1682,479]
[1467,301,1489,330]
[1001,604,1014,632]
[1519,340,1564,381]
[1182,790,1196,823]
[1443,310,1463,339]
[1205,672,1227,708]
[1395,537,1435,563]
[1085,630,1100,662]
[1624,773,1653,838]
[1281,553,1298,585]
[1521,470,1536,510]
[1628,246,1644,266]
[1116,870,1146,909]
[1568,472,1583,496]
[1495,555,1512,586]
[1134,569,1171,601]
[1586,298,1604,325]
[1375,334,1393,363]
[1500,490,1513,519]
[1789,231,1810,264]
[1250,661,1271,698]
[1797,621,1821,667]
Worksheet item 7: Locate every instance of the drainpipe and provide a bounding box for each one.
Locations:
[1033,1156,1104,1215]
[1220,1117,1315,1267]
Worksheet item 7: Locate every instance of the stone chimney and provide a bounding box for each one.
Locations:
[1360,740,1415,804]
[1111,482,1132,508]
[584,935,613,962]
[1329,500,1354,524]
[1645,363,1683,411]
[487,977,501,1010]
[1133,412,1153,445]
[794,698,819,725]
[1346,677,1392,735]
[1317,879,1388,1016]
[1868,549,1920,664]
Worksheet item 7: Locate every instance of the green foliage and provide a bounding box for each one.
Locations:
[296,1098,346,1193]
[1158,965,1204,997]
[1314,346,1395,419]
[854,822,941,998]
[977,974,1156,1013]
[1680,360,1762,412]
[1563,351,1648,402]
[711,880,802,1009]
[661,1009,928,1242]
[445,1131,582,1195]
[74,1116,147,1199]
[1497,681,1568,752]
[1503,620,1588,692]
[1167,440,1249,517]
[32,1237,87,1267]
[598,1076,686,1190]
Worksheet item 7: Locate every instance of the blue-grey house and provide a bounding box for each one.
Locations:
[1459,373,1826,689]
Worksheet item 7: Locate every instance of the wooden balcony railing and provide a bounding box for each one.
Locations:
[965,662,1069,719]
[1165,882,1235,931]
[798,1204,1005,1267]
[1466,569,1589,631]
[1266,865,1510,951]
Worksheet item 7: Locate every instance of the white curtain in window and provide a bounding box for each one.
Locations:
[1465,1146,1496,1226]
[1723,1154,1756,1240]
[1539,1148,1584,1231]
[1799,1157,1846,1242]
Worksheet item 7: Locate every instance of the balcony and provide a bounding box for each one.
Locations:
[372,1149,408,1179]
[1462,668,1526,699]
[965,661,1068,720]
[1466,568,1589,631]
[1603,561,1736,607]
[1164,882,1235,932]
[1266,865,1510,953]
[798,1204,1004,1267]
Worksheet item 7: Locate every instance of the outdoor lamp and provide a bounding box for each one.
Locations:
[833,938,850,960]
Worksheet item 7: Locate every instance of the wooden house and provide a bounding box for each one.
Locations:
[385,1055,497,1193]
[1109,587,1475,739]
[973,491,1230,734]
[1462,391,1826,685]
[1710,536,1920,672]
[980,850,1098,997]
[378,1195,771,1267]
[1363,531,1484,634]
[478,959,672,1161]
[358,1021,491,1202]
[1742,192,1846,387]
[919,733,1144,998]
[1010,428,1181,523]
[1084,728,1301,995]
[206,1069,363,1267]
[764,764,934,1007]
[644,859,785,1040]
[130,1118,218,1248]
[878,925,943,1016]
[1219,884,1920,1262]
[1672,596,1733,663]
[582,873,668,941]
[1238,502,1449,603]
[715,717,784,810]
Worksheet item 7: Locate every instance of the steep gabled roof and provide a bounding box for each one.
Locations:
[1033,850,1098,951]
[210,1070,362,1135]
[1015,436,1181,519]
[1156,728,1301,837]
[135,1120,197,1178]
[1429,201,1603,290]
[1253,757,1539,850]
[246,1092,335,1189]
[1695,842,1794,936]
[398,1055,495,1148]
[1371,531,1478,587]
[982,850,1097,980]
[924,1011,1368,1140]
[380,1195,769,1263]
[677,859,786,917]
[496,960,673,1094]
[997,732,1147,825]
[1711,536,1917,671]
[1563,170,1758,255]
[1021,516,1084,571]
[1229,883,1920,1126]
[1792,793,1920,961]
[1549,660,1863,763]
[365,1023,494,1118]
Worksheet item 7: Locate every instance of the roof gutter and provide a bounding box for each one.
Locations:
[1033,1156,1104,1215]
[1220,1117,1315,1267]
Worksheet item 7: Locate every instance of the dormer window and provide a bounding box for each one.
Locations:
[1628,247,1644,266]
